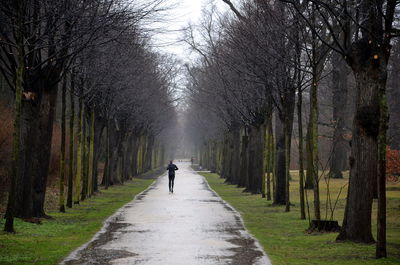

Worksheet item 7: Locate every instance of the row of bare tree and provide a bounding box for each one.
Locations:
[183,0,399,258]
[0,0,178,233]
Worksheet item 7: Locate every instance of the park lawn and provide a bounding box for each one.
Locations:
[0,177,156,265]
[201,171,400,265]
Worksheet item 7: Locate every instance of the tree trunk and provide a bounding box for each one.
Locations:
[4,29,25,231]
[247,127,257,192]
[108,124,120,185]
[144,135,154,172]
[337,70,381,243]
[137,136,143,175]
[231,128,241,185]
[209,140,217,173]
[246,124,265,194]
[81,111,89,201]
[271,128,276,201]
[330,52,349,179]
[308,74,321,220]
[274,88,295,206]
[104,122,111,189]
[152,141,157,171]
[224,133,234,183]
[284,119,291,212]
[124,133,134,179]
[81,109,88,201]
[92,121,104,192]
[139,135,147,174]
[216,141,222,174]
[31,86,58,217]
[221,135,229,180]
[13,94,36,218]
[239,132,249,188]
[304,130,314,189]
[266,118,273,201]
[262,124,267,199]
[59,77,67,212]
[130,135,139,177]
[297,84,306,219]
[67,76,75,208]
[87,108,95,197]
[274,115,287,205]
[376,74,388,258]
[74,99,83,204]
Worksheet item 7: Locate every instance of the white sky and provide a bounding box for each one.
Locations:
[149,0,230,61]
[142,0,239,103]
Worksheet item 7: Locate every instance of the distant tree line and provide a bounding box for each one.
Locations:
[0,0,178,233]
[183,0,399,258]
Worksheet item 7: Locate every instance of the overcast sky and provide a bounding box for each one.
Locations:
[150,0,230,61]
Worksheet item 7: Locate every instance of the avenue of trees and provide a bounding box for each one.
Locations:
[183,0,399,259]
[1,0,178,233]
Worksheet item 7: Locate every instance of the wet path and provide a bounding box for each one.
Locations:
[61,162,270,265]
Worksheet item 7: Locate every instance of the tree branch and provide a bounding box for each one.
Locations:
[221,0,245,20]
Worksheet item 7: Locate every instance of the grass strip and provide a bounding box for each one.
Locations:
[0,177,156,265]
[201,172,400,265]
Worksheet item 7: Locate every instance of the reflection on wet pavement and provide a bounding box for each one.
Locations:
[61,162,271,265]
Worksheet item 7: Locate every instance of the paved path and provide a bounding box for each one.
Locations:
[61,162,270,265]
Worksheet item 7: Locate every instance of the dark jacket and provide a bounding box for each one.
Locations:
[167,163,178,175]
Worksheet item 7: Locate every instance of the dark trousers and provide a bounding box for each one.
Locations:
[168,174,175,192]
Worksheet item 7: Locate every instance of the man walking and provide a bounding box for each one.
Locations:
[167,160,178,193]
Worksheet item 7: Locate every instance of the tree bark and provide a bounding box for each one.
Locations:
[144,135,154,172]
[87,108,95,197]
[139,135,147,174]
[274,108,295,205]
[67,75,75,208]
[31,86,58,217]
[221,135,229,180]
[74,99,83,204]
[136,136,143,175]
[81,109,88,201]
[59,77,67,212]
[308,73,320,221]
[274,117,286,205]
[337,70,381,243]
[239,131,249,188]
[224,129,240,185]
[262,124,267,199]
[304,129,314,189]
[123,133,134,180]
[130,135,139,177]
[297,84,306,219]
[284,118,291,212]
[13,93,36,218]
[266,118,273,201]
[104,122,111,189]
[92,119,104,192]
[107,122,120,185]
[246,124,265,194]
[330,52,349,179]
[376,73,388,258]
[4,22,25,231]
[231,128,241,185]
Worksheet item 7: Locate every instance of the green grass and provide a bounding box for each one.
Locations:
[201,171,400,265]
[0,177,155,265]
